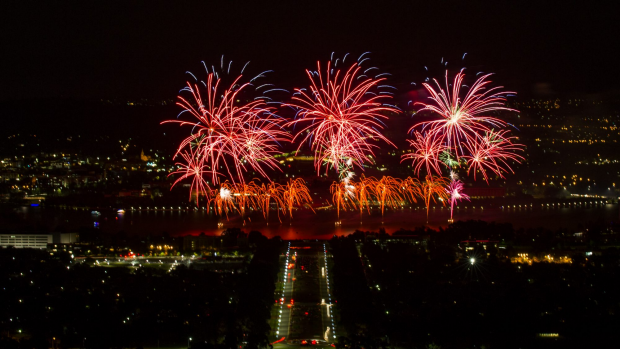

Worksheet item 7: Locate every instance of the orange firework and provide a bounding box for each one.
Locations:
[373,176,404,221]
[419,176,449,223]
[281,178,314,222]
[259,182,285,223]
[401,177,422,205]
[355,175,377,222]
[213,182,236,219]
[232,180,261,223]
[330,177,357,221]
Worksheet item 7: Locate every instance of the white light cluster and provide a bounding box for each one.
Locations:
[275,242,291,337]
[323,243,336,339]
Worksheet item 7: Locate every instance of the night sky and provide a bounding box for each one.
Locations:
[1,1,618,101]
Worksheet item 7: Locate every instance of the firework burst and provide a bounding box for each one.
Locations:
[463,130,525,183]
[168,147,216,206]
[414,71,515,153]
[405,70,524,181]
[163,60,289,186]
[401,177,422,204]
[401,131,446,176]
[287,55,399,175]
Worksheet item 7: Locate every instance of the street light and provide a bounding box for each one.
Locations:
[188,337,192,348]
[83,337,86,349]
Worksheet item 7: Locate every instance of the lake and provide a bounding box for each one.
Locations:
[8,201,619,240]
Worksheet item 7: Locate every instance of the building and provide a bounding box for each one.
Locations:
[183,235,220,251]
[47,242,81,256]
[0,232,79,249]
[54,232,78,244]
[459,239,499,251]
[366,233,430,248]
[0,234,53,249]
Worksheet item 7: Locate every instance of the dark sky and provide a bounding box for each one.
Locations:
[1,0,618,100]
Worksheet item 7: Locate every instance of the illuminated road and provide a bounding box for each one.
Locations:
[272,242,335,347]
[319,244,336,343]
[274,243,294,339]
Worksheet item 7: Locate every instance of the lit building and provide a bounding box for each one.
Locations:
[0,232,78,250]
[0,234,53,249]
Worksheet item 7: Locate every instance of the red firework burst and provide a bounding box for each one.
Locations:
[405,70,525,182]
[413,71,517,157]
[287,58,399,175]
[463,130,525,183]
[163,69,289,185]
[168,148,215,206]
[401,131,447,176]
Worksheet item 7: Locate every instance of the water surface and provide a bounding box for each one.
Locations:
[9,202,619,240]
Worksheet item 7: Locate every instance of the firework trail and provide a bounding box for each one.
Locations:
[287,56,399,175]
[373,176,403,222]
[419,175,449,223]
[446,173,470,221]
[214,182,236,219]
[259,182,285,223]
[233,180,261,223]
[401,177,422,205]
[281,178,314,222]
[355,175,378,222]
[331,174,357,221]
[163,60,289,186]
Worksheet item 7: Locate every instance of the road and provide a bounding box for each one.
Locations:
[271,242,337,347]
[274,243,294,339]
[319,243,336,343]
